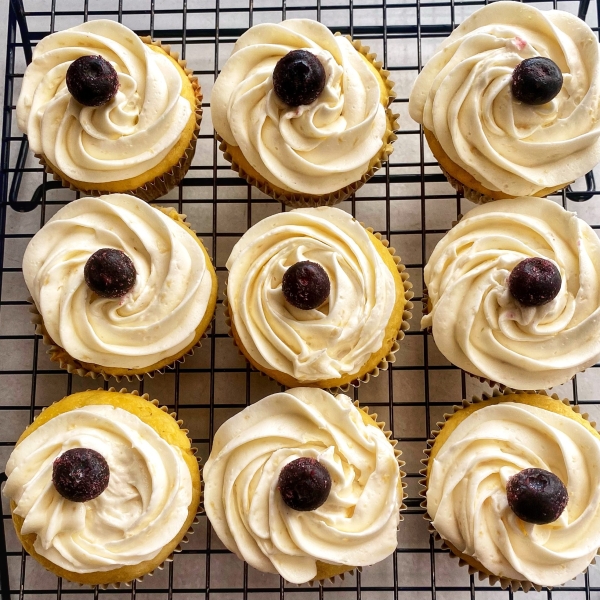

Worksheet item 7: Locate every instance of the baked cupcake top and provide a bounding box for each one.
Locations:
[422,197,600,390]
[16,20,193,184]
[4,403,192,573]
[226,206,397,382]
[427,399,600,586]
[211,19,388,195]
[408,1,600,197]
[203,388,401,584]
[22,194,215,370]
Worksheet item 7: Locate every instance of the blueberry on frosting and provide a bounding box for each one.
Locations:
[512,57,563,106]
[506,467,568,525]
[507,257,561,307]
[278,457,332,511]
[52,448,110,503]
[273,50,326,107]
[84,248,136,299]
[282,261,330,310]
[66,55,120,107]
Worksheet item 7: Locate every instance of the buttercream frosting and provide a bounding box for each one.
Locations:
[22,194,214,369]
[427,401,600,586]
[422,197,600,390]
[203,388,401,584]
[408,1,600,196]
[16,19,192,184]
[4,404,192,573]
[226,206,396,382]
[212,19,388,195]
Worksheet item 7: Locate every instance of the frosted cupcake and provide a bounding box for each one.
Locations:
[3,389,201,586]
[23,194,217,379]
[16,20,201,201]
[422,197,600,390]
[423,391,600,590]
[212,19,397,207]
[409,1,600,203]
[203,388,404,584]
[225,206,412,390]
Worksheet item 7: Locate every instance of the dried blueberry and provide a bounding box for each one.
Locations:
[84,248,136,299]
[506,467,568,525]
[52,448,110,502]
[511,57,563,105]
[273,50,326,107]
[507,257,561,307]
[282,261,330,310]
[66,55,120,107]
[278,457,332,511]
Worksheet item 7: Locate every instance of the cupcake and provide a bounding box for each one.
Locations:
[203,387,405,585]
[225,206,412,390]
[422,391,600,590]
[211,19,397,207]
[3,388,201,586]
[16,20,201,202]
[422,196,600,390]
[408,1,600,203]
[23,193,218,380]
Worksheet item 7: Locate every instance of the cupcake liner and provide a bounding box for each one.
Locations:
[218,35,398,208]
[36,37,202,203]
[29,207,217,381]
[11,387,201,588]
[419,388,599,592]
[223,226,413,392]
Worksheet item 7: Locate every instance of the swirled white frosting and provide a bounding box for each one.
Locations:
[203,388,401,584]
[408,1,600,196]
[212,19,388,195]
[422,197,600,390]
[427,401,600,586]
[16,19,192,184]
[22,194,214,369]
[226,206,396,382]
[4,404,193,573]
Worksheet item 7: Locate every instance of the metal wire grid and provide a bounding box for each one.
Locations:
[1,0,600,598]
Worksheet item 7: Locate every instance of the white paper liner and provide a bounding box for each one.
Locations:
[419,388,599,592]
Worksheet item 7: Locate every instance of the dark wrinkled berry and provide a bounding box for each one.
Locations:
[507,257,561,307]
[511,57,563,105]
[84,248,136,298]
[278,457,332,511]
[506,468,568,525]
[66,55,120,107]
[282,261,330,310]
[273,50,326,107]
[52,448,110,502]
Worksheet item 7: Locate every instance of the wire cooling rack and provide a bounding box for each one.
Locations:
[1,0,600,598]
